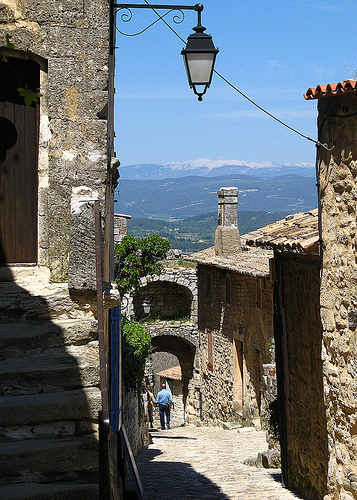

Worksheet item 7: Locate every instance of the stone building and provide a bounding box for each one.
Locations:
[243,79,357,500]
[136,265,200,423]
[306,81,357,500]
[245,210,327,499]
[0,0,119,497]
[188,188,275,426]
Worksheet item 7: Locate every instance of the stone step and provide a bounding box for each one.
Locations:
[0,281,97,324]
[0,479,98,500]
[0,387,101,427]
[0,418,97,441]
[0,319,98,360]
[0,342,100,396]
[0,435,98,484]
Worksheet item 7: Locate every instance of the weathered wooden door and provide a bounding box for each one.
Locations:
[0,57,39,265]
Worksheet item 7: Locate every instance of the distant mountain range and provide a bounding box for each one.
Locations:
[118,159,315,180]
[115,172,317,220]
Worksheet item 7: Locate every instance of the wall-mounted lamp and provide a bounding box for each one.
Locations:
[142,296,151,315]
[114,3,218,101]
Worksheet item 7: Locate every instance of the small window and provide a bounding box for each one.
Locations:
[207,329,213,371]
[225,275,231,304]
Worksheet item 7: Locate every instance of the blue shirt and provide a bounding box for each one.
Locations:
[156,389,173,406]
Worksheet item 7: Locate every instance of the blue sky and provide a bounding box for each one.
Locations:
[114,0,357,167]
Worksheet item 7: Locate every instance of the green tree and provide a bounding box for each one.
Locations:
[114,234,171,296]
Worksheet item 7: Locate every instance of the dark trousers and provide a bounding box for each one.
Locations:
[159,404,170,429]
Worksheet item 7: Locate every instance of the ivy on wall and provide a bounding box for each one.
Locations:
[122,318,153,395]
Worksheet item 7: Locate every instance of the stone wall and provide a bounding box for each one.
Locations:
[0,2,118,496]
[274,253,328,499]
[114,214,131,245]
[190,263,274,426]
[318,92,357,500]
[0,0,114,283]
[123,389,146,457]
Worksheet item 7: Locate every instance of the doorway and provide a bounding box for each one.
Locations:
[233,339,244,409]
[0,57,40,265]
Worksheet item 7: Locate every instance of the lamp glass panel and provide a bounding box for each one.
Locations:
[186,53,214,84]
[143,301,151,314]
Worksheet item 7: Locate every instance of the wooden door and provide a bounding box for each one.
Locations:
[234,340,244,408]
[0,57,39,265]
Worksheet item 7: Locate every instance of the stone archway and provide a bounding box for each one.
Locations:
[137,267,198,322]
[145,327,197,410]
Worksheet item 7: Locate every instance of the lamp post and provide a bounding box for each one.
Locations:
[113,2,218,100]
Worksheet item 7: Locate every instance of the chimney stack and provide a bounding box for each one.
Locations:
[214,187,241,256]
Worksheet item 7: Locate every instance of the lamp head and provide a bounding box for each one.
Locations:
[142,297,151,315]
[181,10,218,101]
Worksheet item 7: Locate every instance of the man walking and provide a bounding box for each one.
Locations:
[156,383,174,430]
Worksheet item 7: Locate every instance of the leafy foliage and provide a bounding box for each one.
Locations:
[17,85,42,107]
[114,234,170,296]
[1,35,42,106]
[122,319,152,394]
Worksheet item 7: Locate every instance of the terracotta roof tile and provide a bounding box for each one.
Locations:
[243,209,319,253]
[188,210,319,273]
[157,365,182,381]
[304,79,357,100]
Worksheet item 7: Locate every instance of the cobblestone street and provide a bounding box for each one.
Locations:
[126,426,305,500]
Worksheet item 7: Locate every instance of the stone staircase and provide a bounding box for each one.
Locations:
[0,279,101,499]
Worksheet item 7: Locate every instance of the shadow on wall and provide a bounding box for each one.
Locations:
[0,264,99,493]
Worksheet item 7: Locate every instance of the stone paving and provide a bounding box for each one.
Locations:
[126,426,306,500]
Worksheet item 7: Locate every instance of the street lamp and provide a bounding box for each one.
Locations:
[142,296,151,315]
[181,4,218,101]
[114,3,218,100]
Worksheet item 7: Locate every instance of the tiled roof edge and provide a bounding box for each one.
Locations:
[305,79,357,100]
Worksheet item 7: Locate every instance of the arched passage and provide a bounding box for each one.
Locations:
[134,281,193,321]
[145,328,197,411]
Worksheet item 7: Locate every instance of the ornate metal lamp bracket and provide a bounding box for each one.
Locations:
[113,2,203,37]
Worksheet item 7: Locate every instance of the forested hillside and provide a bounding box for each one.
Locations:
[127,211,287,253]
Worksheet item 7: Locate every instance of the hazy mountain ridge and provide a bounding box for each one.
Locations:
[119,159,315,180]
[115,173,317,220]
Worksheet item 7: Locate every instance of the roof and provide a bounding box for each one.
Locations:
[304,79,357,100]
[243,209,319,253]
[189,210,319,269]
[157,365,182,381]
[188,246,273,278]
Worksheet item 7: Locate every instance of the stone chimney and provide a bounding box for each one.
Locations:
[214,187,241,256]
